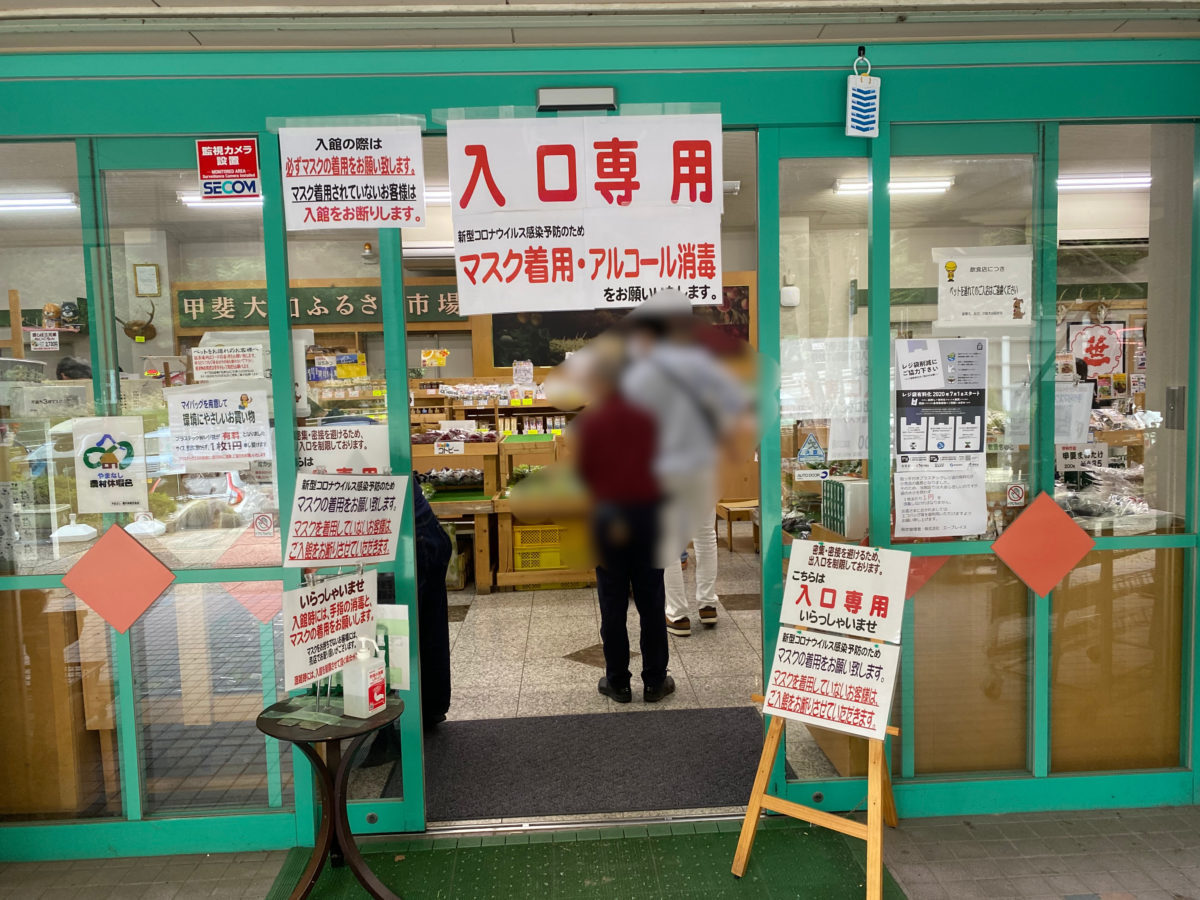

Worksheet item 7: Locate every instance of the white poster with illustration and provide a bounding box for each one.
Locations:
[164,379,273,471]
[72,417,149,514]
[933,246,1033,328]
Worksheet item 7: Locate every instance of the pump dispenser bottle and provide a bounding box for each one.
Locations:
[343,637,386,718]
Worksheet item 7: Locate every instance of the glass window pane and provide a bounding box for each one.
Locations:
[0,589,121,820]
[104,166,282,569]
[1051,547,1183,772]
[777,155,874,782]
[913,556,1029,774]
[889,155,1035,542]
[130,582,290,814]
[0,141,95,576]
[778,157,869,546]
[1055,124,1194,535]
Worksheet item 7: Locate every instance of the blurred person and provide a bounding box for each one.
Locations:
[572,334,674,703]
[620,290,749,638]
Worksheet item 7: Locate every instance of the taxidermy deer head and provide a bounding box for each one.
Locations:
[116,302,157,342]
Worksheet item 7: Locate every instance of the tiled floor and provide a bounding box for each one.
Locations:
[883,805,1200,899]
[444,525,765,724]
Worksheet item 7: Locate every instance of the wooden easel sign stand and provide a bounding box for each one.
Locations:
[732,540,912,900]
[732,712,900,899]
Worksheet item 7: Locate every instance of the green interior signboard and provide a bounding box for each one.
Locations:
[174,283,462,328]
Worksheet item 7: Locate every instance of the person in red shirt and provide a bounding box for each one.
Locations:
[572,339,674,704]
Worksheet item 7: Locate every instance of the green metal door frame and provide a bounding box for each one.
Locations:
[0,38,1198,860]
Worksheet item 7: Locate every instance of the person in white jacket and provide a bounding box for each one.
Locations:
[620,290,749,637]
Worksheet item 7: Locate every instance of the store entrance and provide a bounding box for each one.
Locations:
[336,131,768,827]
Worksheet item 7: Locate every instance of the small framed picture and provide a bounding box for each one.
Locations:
[1112,373,1128,396]
[1096,374,1113,400]
[133,263,161,298]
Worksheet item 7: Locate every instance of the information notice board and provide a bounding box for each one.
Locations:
[765,540,910,742]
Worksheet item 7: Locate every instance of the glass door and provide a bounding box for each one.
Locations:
[760,126,886,808]
[91,136,293,820]
[85,134,426,838]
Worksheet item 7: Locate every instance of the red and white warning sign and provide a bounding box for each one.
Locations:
[1007,483,1027,507]
[196,138,260,201]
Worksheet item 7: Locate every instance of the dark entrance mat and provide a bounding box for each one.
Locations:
[390,706,763,822]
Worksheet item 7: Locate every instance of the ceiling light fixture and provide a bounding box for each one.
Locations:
[0,193,78,211]
[833,177,955,196]
[1056,173,1152,191]
[177,191,263,209]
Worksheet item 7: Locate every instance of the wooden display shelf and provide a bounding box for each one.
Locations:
[1092,428,1150,448]
[413,441,501,497]
[428,489,495,595]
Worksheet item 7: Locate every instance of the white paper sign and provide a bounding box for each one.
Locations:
[1055,381,1094,444]
[764,628,899,741]
[1057,443,1109,472]
[933,246,1033,328]
[448,114,722,314]
[780,539,909,644]
[282,571,377,690]
[296,424,389,475]
[780,338,869,462]
[279,125,426,230]
[29,330,59,352]
[284,473,408,568]
[191,344,265,382]
[72,417,149,514]
[375,603,410,691]
[164,380,273,471]
[893,453,988,538]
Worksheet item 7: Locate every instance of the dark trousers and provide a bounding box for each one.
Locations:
[592,502,669,691]
[414,519,453,727]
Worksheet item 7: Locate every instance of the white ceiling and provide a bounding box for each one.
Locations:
[0,3,1196,49]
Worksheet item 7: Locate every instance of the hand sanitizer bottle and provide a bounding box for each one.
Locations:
[343,637,386,719]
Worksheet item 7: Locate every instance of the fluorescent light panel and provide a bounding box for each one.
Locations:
[1057,173,1151,191]
[178,191,262,208]
[833,177,955,196]
[0,193,78,211]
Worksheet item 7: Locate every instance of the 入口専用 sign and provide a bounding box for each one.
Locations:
[780,540,909,644]
[296,424,389,475]
[447,114,723,315]
[196,138,260,201]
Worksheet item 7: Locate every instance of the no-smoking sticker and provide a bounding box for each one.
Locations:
[1007,483,1027,508]
[253,513,275,537]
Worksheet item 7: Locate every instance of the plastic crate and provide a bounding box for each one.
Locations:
[513,523,574,549]
[513,548,565,571]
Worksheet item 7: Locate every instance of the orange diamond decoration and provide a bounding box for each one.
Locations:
[992,491,1095,596]
[62,524,176,633]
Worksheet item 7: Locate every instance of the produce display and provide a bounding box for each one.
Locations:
[411,428,500,444]
[416,468,485,488]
